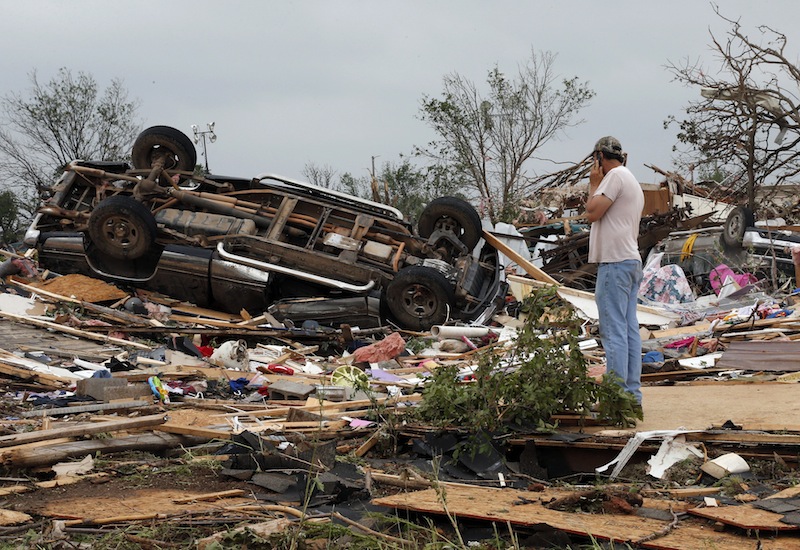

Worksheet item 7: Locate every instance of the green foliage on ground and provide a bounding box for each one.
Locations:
[412,286,641,432]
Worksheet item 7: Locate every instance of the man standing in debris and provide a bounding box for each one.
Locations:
[585,136,645,409]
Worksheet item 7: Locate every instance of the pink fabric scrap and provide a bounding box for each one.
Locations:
[709,264,757,296]
[353,332,407,363]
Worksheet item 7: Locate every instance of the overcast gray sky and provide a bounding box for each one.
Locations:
[1,1,799,185]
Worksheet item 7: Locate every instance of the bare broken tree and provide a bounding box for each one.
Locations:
[301,162,338,190]
[0,68,140,223]
[665,8,800,216]
[416,50,594,223]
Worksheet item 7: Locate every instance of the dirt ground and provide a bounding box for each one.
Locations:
[5,464,251,522]
[636,382,800,432]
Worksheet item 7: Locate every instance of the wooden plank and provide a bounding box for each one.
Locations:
[355,427,383,457]
[238,420,349,434]
[0,432,192,469]
[0,311,151,350]
[20,400,152,418]
[0,360,74,388]
[168,314,260,329]
[155,424,232,440]
[640,487,723,498]
[483,230,560,285]
[137,290,242,321]
[172,489,246,503]
[0,414,167,448]
[648,323,713,339]
[217,394,422,419]
[684,432,800,445]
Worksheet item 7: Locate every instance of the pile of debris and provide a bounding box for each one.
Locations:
[5,123,800,548]
[0,241,798,549]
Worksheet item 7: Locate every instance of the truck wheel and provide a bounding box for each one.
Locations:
[88,196,157,260]
[722,206,755,249]
[132,125,197,171]
[418,197,482,250]
[385,266,455,330]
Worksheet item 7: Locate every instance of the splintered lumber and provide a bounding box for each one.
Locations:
[355,427,383,457]
[20,400,152,418]
[10,277,161,327]
[0,358,75,388]
[137,290,243,321]
[168,314,262,329]
[1,433,196,469]
[64,513,167,527]
[0,311,151,350]
[196,518,292,549]
[0,414,167,448]
[0,473,110,497]
[172,489,246,503]
[483,230,560,285]
[373,485,798,550]
[218,394,422,419]
[0,509,32,526]
[155,424,233,440]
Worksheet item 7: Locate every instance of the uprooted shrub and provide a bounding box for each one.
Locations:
[412,286,641,433]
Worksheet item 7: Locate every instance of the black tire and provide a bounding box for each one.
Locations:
[131,125,197,171]
[385,266,455,330]
[88,196,158,260]
[418,197,482,250]
[722,206,755,249]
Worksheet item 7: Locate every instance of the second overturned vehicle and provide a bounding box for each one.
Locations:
[24,125,506,330]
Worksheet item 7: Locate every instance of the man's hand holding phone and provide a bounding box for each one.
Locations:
[589,152,604,188]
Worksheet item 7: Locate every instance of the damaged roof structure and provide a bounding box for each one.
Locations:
[0,127,800,548]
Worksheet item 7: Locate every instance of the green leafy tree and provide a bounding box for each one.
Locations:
[416,50,594,223]
[338,171,372,201]
[665,9,800,213]
[0,68,141,223]
[0,190,21,244]
[339,159,466,224]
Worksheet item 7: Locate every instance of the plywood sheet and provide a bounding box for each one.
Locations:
[374,486,800,549]
[30,274,128,303]
[689,504,797,531]
[716,341,800,372]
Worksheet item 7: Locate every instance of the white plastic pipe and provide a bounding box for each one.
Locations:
[430,325,491,340]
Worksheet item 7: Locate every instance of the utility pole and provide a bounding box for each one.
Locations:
[191,122,217,173]
[370,155,380,202]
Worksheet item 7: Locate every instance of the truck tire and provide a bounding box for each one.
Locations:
[88,195,157,260]
[132,125,197,171]
[418,197,482,250]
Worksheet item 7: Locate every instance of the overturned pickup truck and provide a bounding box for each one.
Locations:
[24,126,506,330]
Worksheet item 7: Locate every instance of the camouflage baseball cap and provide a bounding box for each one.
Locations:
[593,136,624,159]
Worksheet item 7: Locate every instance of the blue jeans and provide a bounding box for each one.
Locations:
[595,260,643,403]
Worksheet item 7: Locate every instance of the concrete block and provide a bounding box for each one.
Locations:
[267,380,315,400]
[75,377,125,400]
[75,378,151,402]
